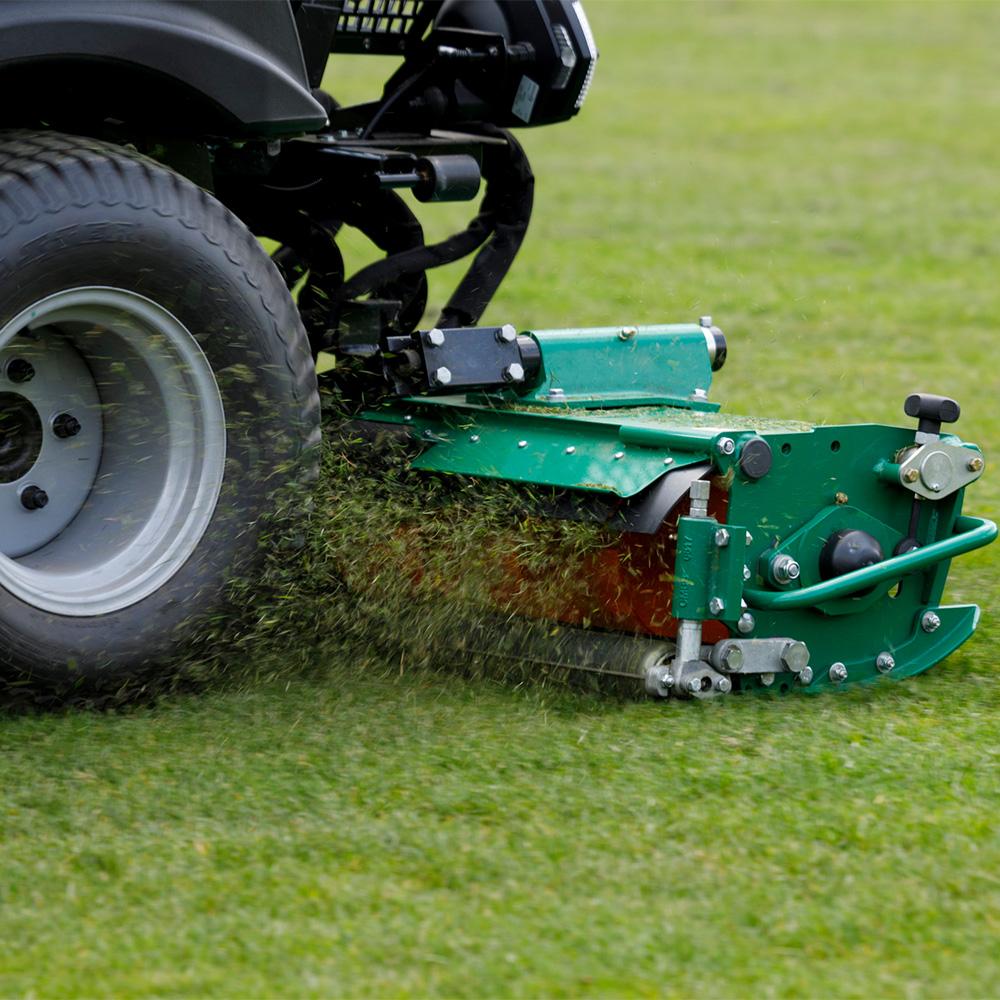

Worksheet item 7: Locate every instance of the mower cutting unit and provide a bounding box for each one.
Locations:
[359,319,995,698]
[0,0,993,690]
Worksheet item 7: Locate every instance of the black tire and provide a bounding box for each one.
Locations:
[0,130,320,686]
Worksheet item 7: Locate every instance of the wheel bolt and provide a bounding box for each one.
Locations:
[6,358,35,383]
[20,484,48,510]
[52,413,82,439]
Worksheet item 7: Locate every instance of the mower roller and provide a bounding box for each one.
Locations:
[0,0,993,692]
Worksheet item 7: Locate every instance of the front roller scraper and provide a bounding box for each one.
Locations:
[360,318,996,698]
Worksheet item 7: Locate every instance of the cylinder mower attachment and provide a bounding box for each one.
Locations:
[359,319,996,699]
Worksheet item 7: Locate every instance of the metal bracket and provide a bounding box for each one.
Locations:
[895,441,984,500]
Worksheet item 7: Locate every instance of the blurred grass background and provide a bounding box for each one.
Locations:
[2,3,999,996]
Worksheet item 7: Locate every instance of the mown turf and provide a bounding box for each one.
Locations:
[3,3,999,996]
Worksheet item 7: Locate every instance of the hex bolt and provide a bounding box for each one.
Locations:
[699,316,713,328]
[20,484,48,510]
[759,672,775,687]
[517,440,528,449]
[798,665,814,685]
[714,527,730,547]
[469,434,480,443]
[424,328,446,348]
[497,324,518,343]
[876,651,896,674]
[714,676,732,694]
[780,641,810,674]
[564,446,576,455]
[967,455,984,473]
[645,667,674,697]
[547,387,566,401]
[921,611,941,633]
[772,554,801,585]
[686,676,703,694]
[503,363,525,382]
[618,326,637,341]
[432,366,452,386]
[902,468,920,484]
[737,612,755,634]
[52,413,82,439]
[743,565,752,581]
[717,437,736,456]
[613,451,625,461]
[5,358,35,383]
[828,662,849,684]
[720,645,744,673]
[708,596,725,616]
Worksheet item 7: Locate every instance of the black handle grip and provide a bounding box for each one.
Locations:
[904,393,960,436]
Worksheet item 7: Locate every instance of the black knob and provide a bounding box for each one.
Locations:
[52,413,82,439]
[819,529,883,580]
[20,484,48,510]
[904,393,960,437]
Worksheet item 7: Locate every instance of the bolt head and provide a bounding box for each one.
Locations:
[564,446,576,455]
[547,387,566,400]
[691,388,708,401]
[876,652,895,673]
[708,596,725,616]
[968,455,984,473]
[828,662,848,684]
[745,531,753,545]
[498,324,518,343]
[720,645,744,673]
[20,484,48,510]
[759,672,775,687]
[773,555,801,584]
[613,451,625,461]
[717,437,736,456]
[517,440,528,449]
[714,676,732,694]
[743,564,752,581]
[469,434,480,443]
[715,528,730,547]
[663,457,674,466]
[921,611,941,633]
[52,413,82,439]
[797,665,814,685]
[618,326,637,340]
[780,641,810,673]
[504,362,525,382]
[737,612,755,634]
[432,366,452,386]
[902,468,920,484]
[699,315,713,328]
[425,328,445,347]
[686,676,703,694]
[834,491,849,505]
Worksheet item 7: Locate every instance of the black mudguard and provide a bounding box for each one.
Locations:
[0,0,327,137]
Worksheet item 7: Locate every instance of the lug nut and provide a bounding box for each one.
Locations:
[876,651,895,673]
[52,413,82,439]
[431,366,452,386]
[503,363,525,382]
[5,358,35,383]
[772,554,801,585]
[828,662,848,684]
[20,484,48,510]
[921,611,941,633]
[424,328,445,347]
[497,324,517,343]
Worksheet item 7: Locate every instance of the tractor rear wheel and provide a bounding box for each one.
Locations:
[0,131,320,686]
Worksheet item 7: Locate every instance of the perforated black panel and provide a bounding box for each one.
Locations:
[334,0,440,54]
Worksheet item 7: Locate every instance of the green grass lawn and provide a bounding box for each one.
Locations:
[3,3,1000,996]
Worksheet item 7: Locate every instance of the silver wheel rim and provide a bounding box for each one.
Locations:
[0,287,226,617]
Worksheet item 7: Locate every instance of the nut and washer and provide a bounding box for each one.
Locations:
[717,437,736,456]
[736,612,755,634]
[921,611,941,633]
[875,651,895,673]
[772,554,801,585]
[503,362,525,382]
[828,662,848,684]
[432,366,452,386]
[708,596,725,616]
[714,528,730,547]
[798,665,814,685]
[497,324,518,343]
[424,328,446,347]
